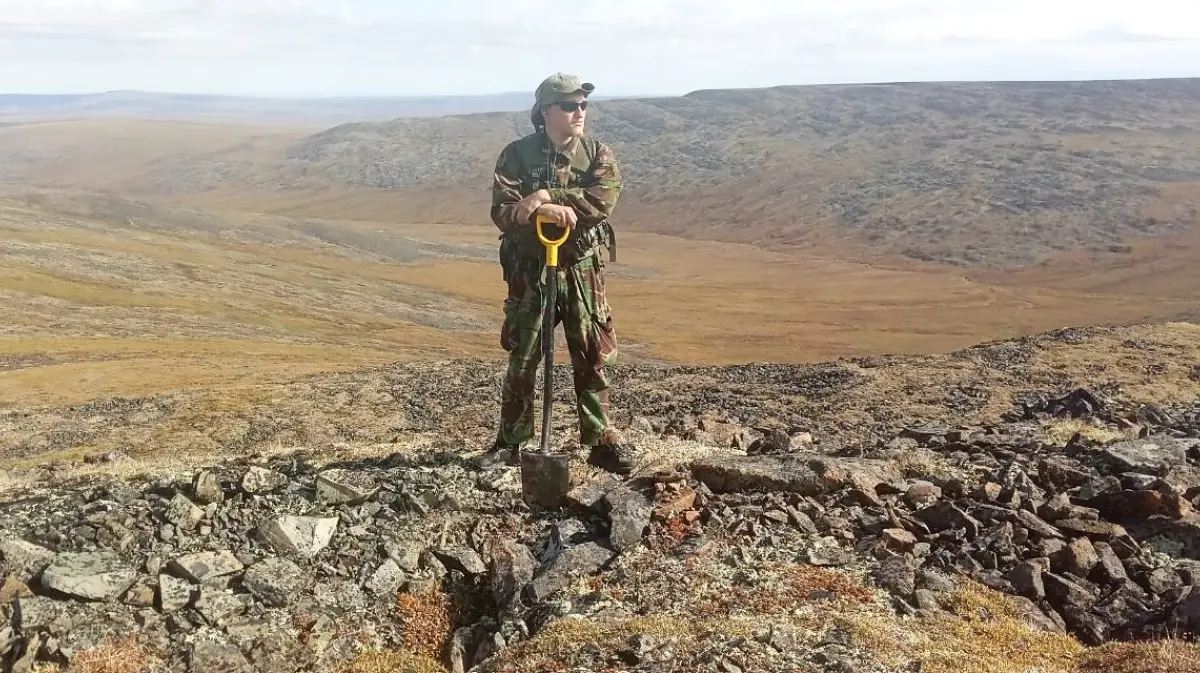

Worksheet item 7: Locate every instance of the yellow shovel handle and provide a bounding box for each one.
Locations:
[536,214,572,267]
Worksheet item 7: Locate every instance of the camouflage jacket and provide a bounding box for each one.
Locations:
[490,130,622,265]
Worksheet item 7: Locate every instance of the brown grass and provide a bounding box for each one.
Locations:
[837,580,1086,673]
[1042,418,1129,446]
[337,650,447,673]
[62,636,159,672]
[394,584,457,664]
[2,182,1193,416]
[1075,637,1200,673]
[477,614,765,672]
[691,563,876,619]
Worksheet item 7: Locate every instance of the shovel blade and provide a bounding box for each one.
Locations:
[520,451,572,508]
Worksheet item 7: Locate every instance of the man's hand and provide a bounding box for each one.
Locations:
[515,189,551,225]
[535,203,578,229]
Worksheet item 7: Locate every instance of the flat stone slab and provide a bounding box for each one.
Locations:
[1101,439,1189,475]
[169,551,244,583]
[316,469,380,505]
[40,552,138,601]
[691,454,901,496]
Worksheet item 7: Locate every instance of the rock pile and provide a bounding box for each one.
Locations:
[1,388,1199,672]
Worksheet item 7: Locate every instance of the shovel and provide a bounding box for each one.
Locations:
[519,213,573,508]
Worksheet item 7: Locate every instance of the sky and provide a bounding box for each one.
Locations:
[3,0,1200,98]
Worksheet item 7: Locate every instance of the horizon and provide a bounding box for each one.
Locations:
[5,72,1200,101]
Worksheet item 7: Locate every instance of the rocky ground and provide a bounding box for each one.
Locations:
[2,322,1200,673]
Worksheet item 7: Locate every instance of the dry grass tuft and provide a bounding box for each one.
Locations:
[395,584,457,664]
[64,637,159,672]
[1075,636,1200,673]
[337,649,447,673]
[693,563,876,618]
[481,615,762,672]
[1042,418,1129,446]
[838,580,1085,673]
[891,448,958,481]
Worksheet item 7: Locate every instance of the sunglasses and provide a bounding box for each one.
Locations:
[554,100,588,112]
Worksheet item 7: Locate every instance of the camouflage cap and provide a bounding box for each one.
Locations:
[535,73,595,107]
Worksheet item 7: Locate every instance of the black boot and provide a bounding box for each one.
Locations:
[586,442,636,476]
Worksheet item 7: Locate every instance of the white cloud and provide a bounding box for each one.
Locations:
[1,0,1198,96]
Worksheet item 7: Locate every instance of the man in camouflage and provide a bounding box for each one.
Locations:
[488,72,634,474]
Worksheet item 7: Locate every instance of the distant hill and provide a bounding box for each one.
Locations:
[266,78,1200,267]
[0,89,537,125]
[2,78,1200,268]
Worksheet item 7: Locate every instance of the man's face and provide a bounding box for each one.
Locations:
[544,93,588,139]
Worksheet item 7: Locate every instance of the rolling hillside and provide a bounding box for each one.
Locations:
[208,78,1200,268]
[0,78,1198,411]
[4,79,1200,269]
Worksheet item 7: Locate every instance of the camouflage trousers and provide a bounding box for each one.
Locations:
[496,252,619,447]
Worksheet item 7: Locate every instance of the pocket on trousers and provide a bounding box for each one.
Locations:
[585,263,617,365]
[500,313,516,352]
[593,313,618,366]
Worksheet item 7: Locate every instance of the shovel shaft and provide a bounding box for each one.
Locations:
[535,213,571,454]
[540,268,557,452]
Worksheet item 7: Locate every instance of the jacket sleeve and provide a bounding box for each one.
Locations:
[490,142,525,233]
[548,141,622,226]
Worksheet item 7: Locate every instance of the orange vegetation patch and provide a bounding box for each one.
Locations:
[395,584,457,663]
[693,563,876,618]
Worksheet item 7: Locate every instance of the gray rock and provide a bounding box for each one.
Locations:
[165,493,205,531]
[806,536,853,566]
[159,574,195,612]
[566,474,619,511]
[241,466,289,494]
[315,469,380,505]
[873,555,916,596]
[1009,560,1046,600]
[604,486,653,552]
[1044,572,1096,611]
[243,557,309,607]
[364,559,405,596]
[1092,542,1128,585]
[491,541,537,611]
[258,516,339,558]
[0,540,55,584]
[192,470,224,504]
[691,455,901,496]
[195,590,251,626]
[1101,439,1189,475]
[525,541,615,604]
[433,547,487,577]
[40,552,138,601]
[189,636,254,673]
[382,538,423,573]
[169,551,244,583]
